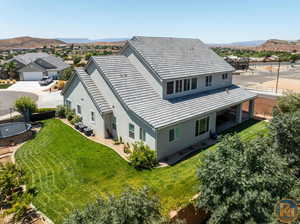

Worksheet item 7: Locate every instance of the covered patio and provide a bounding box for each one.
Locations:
[216,99,255,133]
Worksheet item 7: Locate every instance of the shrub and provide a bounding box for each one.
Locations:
[36,108,56,113]
[66,109,75,121]
[14,96,37,122]
[70,115,82,125]
[56,105,67,118]
[129,141,158,169]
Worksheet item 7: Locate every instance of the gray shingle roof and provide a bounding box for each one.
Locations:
[17,62,46,72]
[13,53,49,65]
[128,36,234,80]
[74,68,112,115]
[12,53,69,71]
[92,55,256,129]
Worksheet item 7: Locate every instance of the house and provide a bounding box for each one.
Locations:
[10,53,69,81]
[62,36,256,160]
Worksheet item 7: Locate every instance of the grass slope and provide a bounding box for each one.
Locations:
[16,119,267,223]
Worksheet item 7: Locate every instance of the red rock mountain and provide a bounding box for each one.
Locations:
[0,36,65,50]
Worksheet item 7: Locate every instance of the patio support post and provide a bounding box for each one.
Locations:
[248,99,255,119]
[235,104,243,123]
[209,112,216,133]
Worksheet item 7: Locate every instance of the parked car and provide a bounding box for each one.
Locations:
[39,76,53,86]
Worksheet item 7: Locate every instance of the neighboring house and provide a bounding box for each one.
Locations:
[10,53,69,81]
[62,36,256,160]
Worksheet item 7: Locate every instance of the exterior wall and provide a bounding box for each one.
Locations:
[89,66,157,150]
[63,75,106,138]
[123,46,163,97]
[156,112,216,160]
[163,72,233,100]
[20,71,44,81]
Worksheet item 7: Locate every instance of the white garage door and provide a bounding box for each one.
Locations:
[22,72,43,81]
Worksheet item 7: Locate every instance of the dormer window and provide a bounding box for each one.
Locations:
[184,79,190,91]
[222,73,228,80]
[167,81,174,95]
[205,75,212,87]
[175,80,183,93]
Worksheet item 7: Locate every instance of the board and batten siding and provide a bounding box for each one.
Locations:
[156,112,216,160]
[63,75,106,138]
[89,65,157,151]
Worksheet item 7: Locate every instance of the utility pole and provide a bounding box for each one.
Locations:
[275,59,281,93]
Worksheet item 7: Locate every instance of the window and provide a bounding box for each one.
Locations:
[66,100,72,109]
[139,127,146,141]
[167,81,174,95]
[77,105,81,114]
[205,75,212,87]
[112,116,117,130]
[175,80,183,93]
[184,79,190,91]
[191,78,197,90]
[195,117,209,136]
[91,111,95,122]
[222,73,228,80]
[129,123,135,139]
[169,127,180,142]
[169,128,175,142]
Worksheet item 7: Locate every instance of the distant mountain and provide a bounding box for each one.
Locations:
[0,36,65,50]
[58,37,129,43]
[209,40,266,47]
[255,39,300,52]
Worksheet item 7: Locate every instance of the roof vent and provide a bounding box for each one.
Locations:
[120,74,128,78]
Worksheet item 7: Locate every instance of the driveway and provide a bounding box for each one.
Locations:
[0,91,38,116]
[0,81,63,119]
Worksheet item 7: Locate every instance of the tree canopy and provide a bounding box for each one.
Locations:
[63,187,164,224]
[14,96,37,121]
[197,135,295,224]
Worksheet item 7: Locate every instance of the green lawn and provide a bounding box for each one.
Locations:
[0,83,12,89]
[16,119,268,223]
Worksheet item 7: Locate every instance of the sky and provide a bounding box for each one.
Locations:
[1,0,300,43]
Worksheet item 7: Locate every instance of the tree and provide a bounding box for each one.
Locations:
[61,66,74,81]
[0,163,33,222]
[273,92,300,115]
[197,135,295,224]
[269,111,300,176]
[14,96,37,122]
[3,61,18,79]
[63,187,164,224]
[73,56,81,66]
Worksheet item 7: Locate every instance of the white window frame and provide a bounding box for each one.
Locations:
[205,75,212,87]
[222,73,228,80]
[90,111,95,122]
[139,127,146,141]
[191,77,198,90]
[66,99,72,109]
[77,104,81,115]
[129,123,135,139]
[169,127,180,142]
[195,117,209,137]
[166,81,174,95]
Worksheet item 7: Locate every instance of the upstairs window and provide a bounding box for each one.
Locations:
[191,78,197,90]
[184,79,190,91]
[175,80,183,93]
[167,81,174,95]
[205,75,212,87]
[129,123,135,139]
[222,73,228,80]
[112,116,117,130]
[77,105,81,114]
[195,117,209,136]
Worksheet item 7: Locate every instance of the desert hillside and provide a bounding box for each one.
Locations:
[254,39,300,52]
[0,36,65,50]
